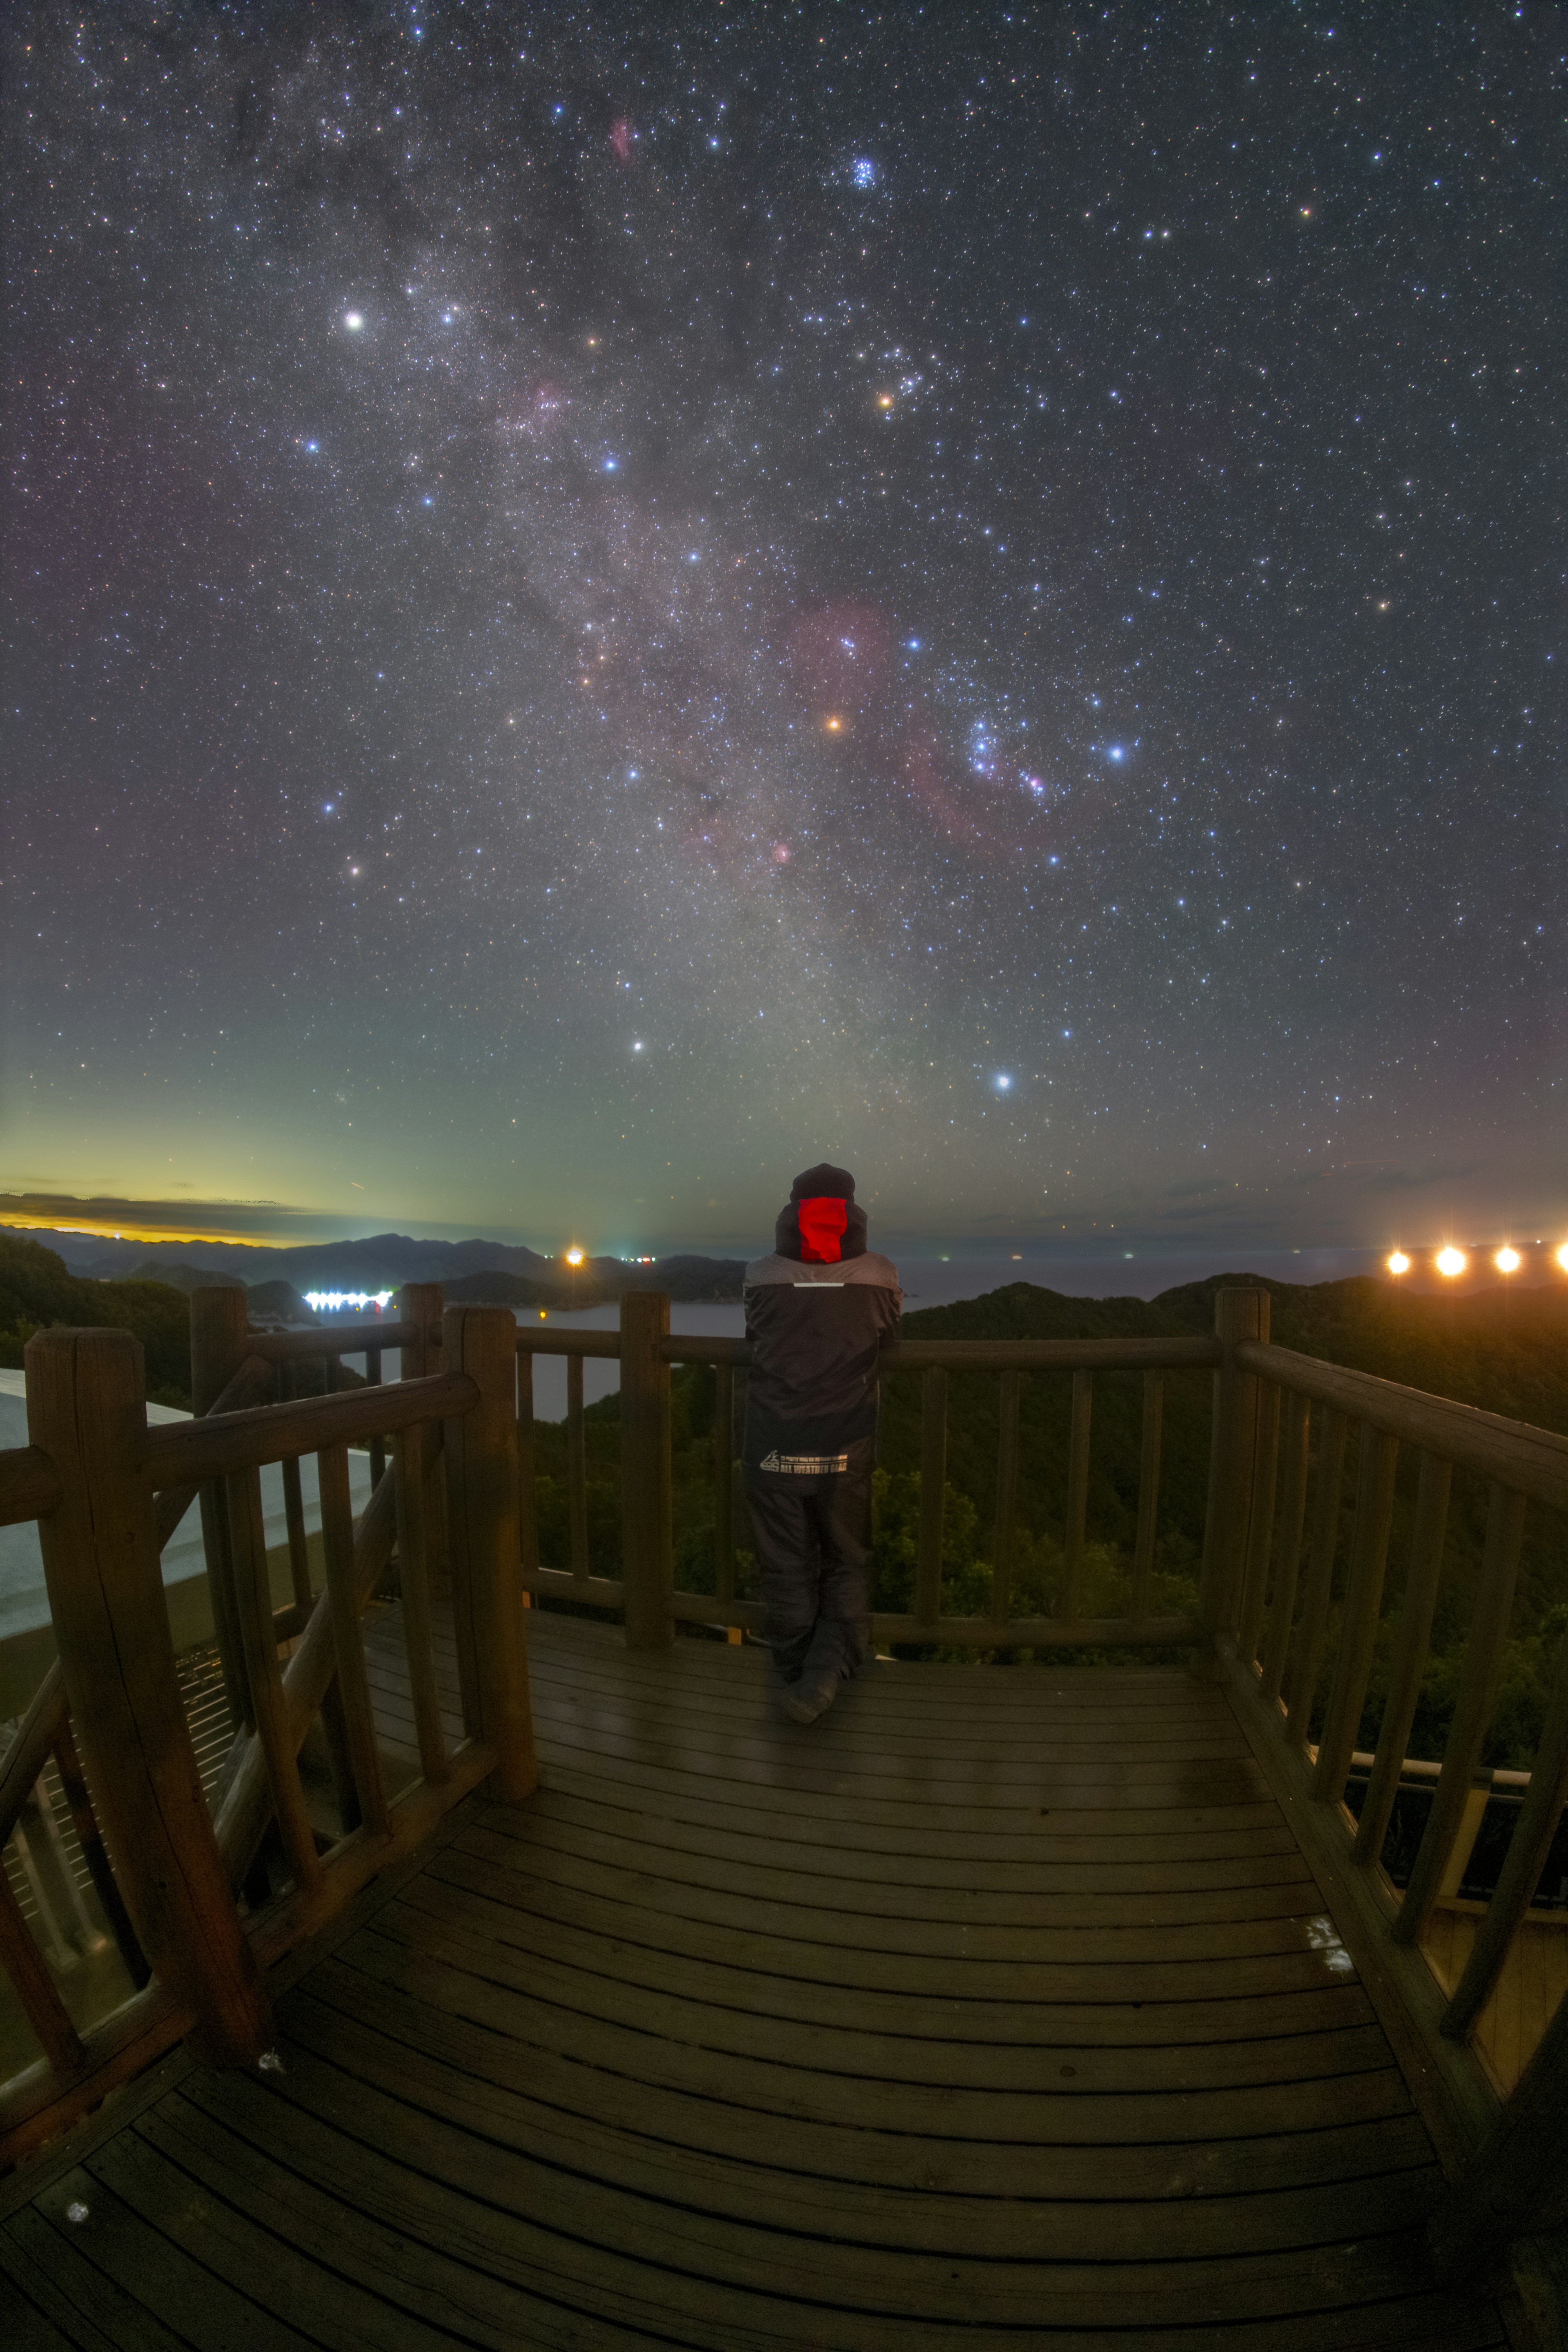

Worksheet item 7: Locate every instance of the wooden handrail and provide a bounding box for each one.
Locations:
[247,1319,425,1360]
[143,1368,477,1488]
[1236,1339,1568,1512]
[0,1444,63,1527]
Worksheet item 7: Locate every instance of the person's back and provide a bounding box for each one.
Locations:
[743,1163,900,1721]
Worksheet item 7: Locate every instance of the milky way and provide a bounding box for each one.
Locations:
[4,5,1561,1252]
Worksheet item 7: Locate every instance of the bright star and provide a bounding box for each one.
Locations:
[344,311,363,330]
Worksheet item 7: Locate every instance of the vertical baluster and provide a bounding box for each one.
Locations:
[991,1370,1020,1628]
[1354,1452,1450,1867]
[621,1293,674,1650]
[1260,1392,1310,1706]
[225,1463,323,1894]
[1312,1423,1400,1803]
[1237,1382,1283,1666]
[366,1345,385,1491]
[568,1352,590,1584]
[714,1360,735,1613]
[1427,1985,1568,2283]
[916,1367,948,1631]
[1444,1610,1568,2038]
[51,1715,150,1988]
[1060,1371,1092,1619]
[392,1425,449,1784]
[278,1359,313,1612]
[188,1285,253,1731]
[317,1441,390,1838]
[1395,1483,1527,1944]
[1199,1287,1270,1635]
[1283,1407,1349,1749]
[1129,1372,1163,1624]
[516,1346,538,1584]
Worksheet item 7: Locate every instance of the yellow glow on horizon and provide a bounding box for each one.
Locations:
[1559,1243,1568,1274]
[1436,1247,1467,1278]
[0,1211,307,1250]
[1495,1246,1521,1274]
[1386,1252,1410,1275]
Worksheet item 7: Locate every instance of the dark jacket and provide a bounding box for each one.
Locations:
[742,1165,902,1477]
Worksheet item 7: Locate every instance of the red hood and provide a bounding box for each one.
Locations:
[797,1196,849,1263]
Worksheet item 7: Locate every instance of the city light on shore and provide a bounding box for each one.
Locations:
[564,1246,585,1267]
[1386,1252,1410,1276]
[1494,1246,1521,1274]
[1558,1243,1568,1274]
[1435,1248,1467,1279]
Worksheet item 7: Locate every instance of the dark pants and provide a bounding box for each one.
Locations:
[745,1470,873,1685]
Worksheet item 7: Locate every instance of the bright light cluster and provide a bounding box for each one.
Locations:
[303,1289,394,1313]
[1435,1249,1467,1278]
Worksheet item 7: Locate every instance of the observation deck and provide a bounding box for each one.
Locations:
[1,1285,1565,2345]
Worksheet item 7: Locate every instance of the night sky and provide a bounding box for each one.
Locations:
[4,4,1561,1259]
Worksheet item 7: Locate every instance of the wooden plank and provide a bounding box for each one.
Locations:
[183,2025,1460,2334]
[2,2202,190,2350]
[144,1372,474,1491]
[281,1975,1438,2252]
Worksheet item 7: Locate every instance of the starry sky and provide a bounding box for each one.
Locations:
[3,3,1561,1258]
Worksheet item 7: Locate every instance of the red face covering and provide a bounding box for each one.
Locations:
[797,1196,848,1263]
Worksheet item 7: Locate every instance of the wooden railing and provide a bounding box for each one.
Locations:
[1200,1287,1568,2283]
[0,1299,533,2164]
[5,1274,1568,2280]
[516,1292,1223,1649]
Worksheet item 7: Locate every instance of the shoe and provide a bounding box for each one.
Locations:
[780,1671,838,1725]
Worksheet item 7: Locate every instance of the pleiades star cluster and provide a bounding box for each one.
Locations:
[3,4,1560,1251]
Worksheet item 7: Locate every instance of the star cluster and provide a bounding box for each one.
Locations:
[3,4,1561,1250]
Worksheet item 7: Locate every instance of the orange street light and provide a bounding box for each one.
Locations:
[565,1247,585,1268]
[1559,1243,1568,1274]
[1495,1246,1521,1274]
[1386,1252,1410,1276]
[1435,1247,1466,1279]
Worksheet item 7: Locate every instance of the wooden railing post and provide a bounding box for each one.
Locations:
[189,1283,253,1729]
[442,1306,537,1802]
[1199,1287,1270,1638]
[399,1283,445,1584]
[620,1292,674,1650]
[1129,1372,1163,1623]
[26,1327,272,2067]
[567,1354,590,1583]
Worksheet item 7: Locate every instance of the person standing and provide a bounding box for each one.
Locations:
[742,1163,902,1722]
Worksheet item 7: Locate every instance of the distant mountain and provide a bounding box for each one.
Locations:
[7,1224,749,1305]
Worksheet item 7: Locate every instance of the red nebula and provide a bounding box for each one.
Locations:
[609,116,633,163]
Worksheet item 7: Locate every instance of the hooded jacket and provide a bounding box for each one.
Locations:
[742,1164,902,1477]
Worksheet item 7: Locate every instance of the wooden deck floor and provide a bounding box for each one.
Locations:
[1,1615,1511,2349]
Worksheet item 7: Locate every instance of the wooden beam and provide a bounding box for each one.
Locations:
[443,1306,537,1802]
[144,1370,475,1490]
[916,1367,948,1631]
